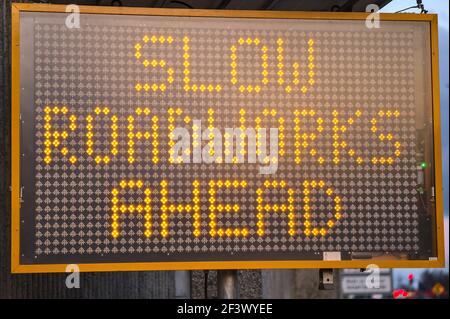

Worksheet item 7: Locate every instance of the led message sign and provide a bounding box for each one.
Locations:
[11,4,444,272]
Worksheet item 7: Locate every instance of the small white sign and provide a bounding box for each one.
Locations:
[341,275,392,294]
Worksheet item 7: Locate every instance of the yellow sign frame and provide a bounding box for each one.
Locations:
[11,3,445,273]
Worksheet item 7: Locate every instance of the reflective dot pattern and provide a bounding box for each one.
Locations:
[22,14,433,263]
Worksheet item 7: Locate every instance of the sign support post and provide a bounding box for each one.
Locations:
[175,270,191,299]
[217,270,239,299]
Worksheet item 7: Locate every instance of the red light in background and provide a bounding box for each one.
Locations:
[393,289,410,299]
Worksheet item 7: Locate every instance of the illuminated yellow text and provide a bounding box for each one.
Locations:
[127,107,159,164]
[160,180,201,238]
[256,180,296,236]
[43,105,77,164]
[111,180,152,238]
[135,35,174,92]
[86,107,117,164]
[208,180,249,237]
[302,180,342,236]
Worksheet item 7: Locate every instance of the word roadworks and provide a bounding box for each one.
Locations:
[42,106,402,169]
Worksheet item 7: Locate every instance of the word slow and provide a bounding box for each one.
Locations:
[134,35,316,94]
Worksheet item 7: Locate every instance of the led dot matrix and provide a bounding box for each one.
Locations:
[21,12,434,265]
